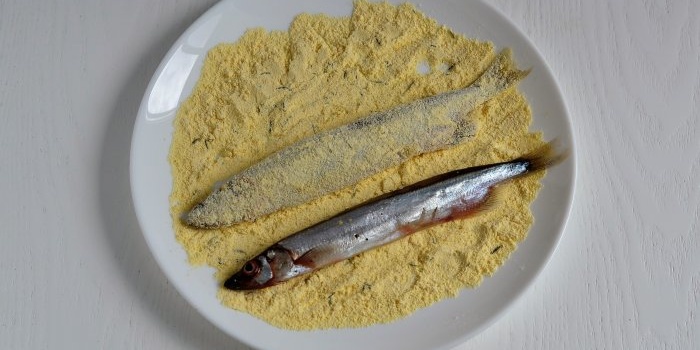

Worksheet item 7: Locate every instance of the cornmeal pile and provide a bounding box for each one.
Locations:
[169,0,544,330]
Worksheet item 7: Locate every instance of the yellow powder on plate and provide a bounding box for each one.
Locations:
[169,0,545,330]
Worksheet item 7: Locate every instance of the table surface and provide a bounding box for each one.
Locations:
[2,0,698,349]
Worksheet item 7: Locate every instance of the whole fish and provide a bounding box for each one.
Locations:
[224,142,566,290]
[185,49,529,228]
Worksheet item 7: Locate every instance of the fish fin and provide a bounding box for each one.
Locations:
[473,49,531,91]
[471,188,502,215]
[449,188,502,221]
[518,139,569,174]
[404,188,502,234]
[295,246,337,269]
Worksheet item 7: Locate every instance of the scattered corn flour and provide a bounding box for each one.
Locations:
[169,0,545,330]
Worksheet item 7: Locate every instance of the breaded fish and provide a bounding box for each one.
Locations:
[185,49,529,228]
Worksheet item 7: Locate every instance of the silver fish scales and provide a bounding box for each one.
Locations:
[224,142,565,290]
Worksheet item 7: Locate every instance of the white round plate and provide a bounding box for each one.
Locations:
[130,1,576,349]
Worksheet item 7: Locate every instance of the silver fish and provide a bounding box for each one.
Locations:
[224,142,566,290]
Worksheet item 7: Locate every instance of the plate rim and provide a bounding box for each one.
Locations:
[129,0,577,349]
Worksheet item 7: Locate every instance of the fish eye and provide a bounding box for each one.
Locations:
[242,260,259,275]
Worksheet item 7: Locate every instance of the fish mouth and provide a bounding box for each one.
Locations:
[223,273,270,290]
[223,274,251,290]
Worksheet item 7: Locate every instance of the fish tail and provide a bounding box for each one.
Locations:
[472,49,531,91]
[517,139,569,174]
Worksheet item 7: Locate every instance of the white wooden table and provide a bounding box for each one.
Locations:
[2,1,698,349]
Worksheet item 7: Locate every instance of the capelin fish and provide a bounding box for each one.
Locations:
[185,49,529,228]
[224,142,567,290]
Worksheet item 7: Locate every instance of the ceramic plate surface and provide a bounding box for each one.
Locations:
[130,1,576,349]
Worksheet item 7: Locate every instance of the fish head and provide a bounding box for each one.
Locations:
[223,246,296,290]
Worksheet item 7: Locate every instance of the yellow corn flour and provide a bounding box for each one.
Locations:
[169,0,545,330]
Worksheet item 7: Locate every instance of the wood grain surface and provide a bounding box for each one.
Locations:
[1,0,698,349]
